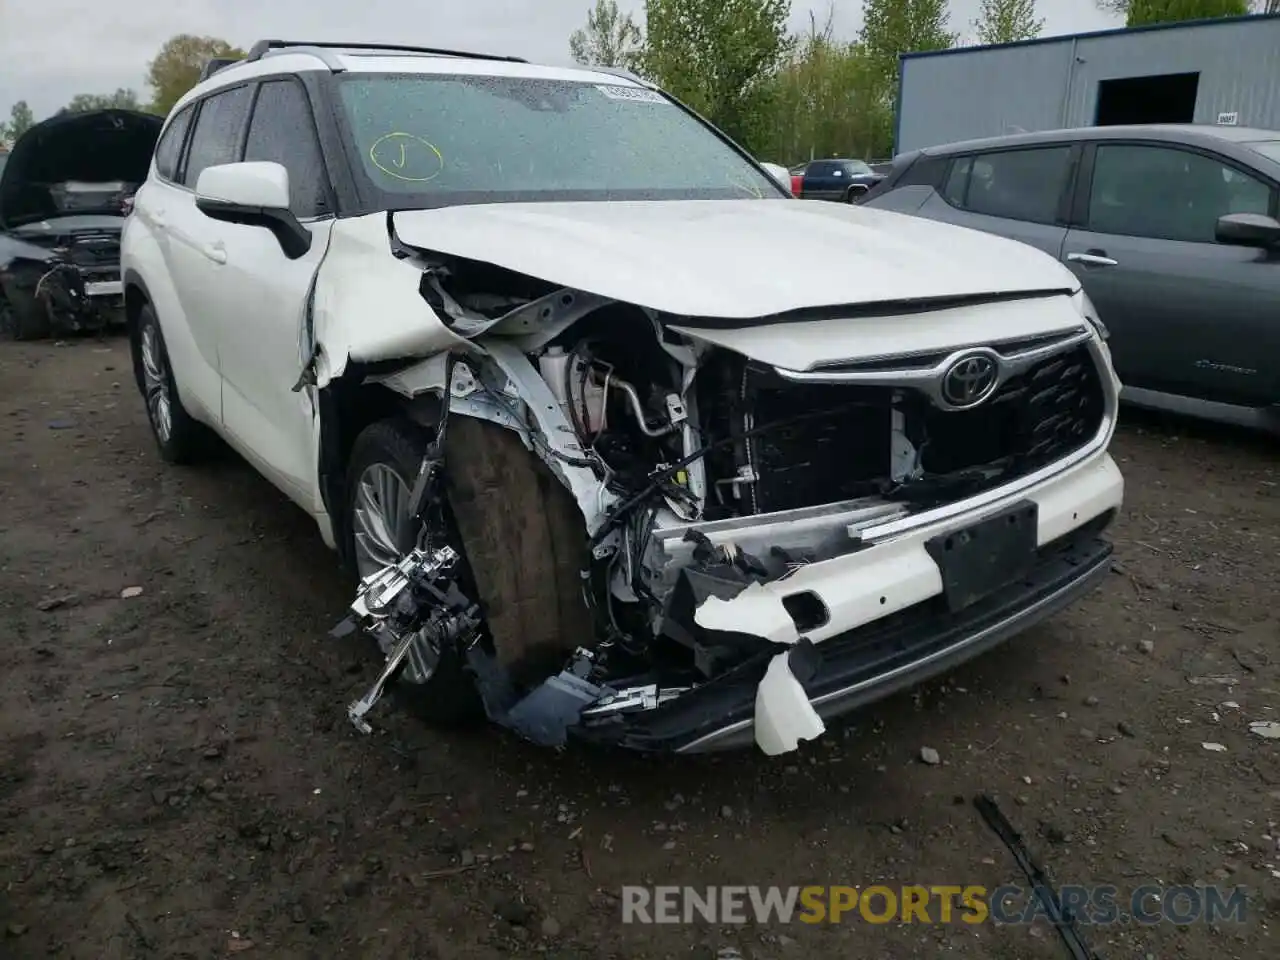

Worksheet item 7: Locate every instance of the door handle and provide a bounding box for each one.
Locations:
[151,209,167,229]
[201,243,227,264]
[1067,251,1118,267]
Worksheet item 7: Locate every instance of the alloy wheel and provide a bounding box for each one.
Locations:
[139,323,173,443]
[352,462,437,684]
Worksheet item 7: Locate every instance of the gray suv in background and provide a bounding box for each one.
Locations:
[863,125,1280,432]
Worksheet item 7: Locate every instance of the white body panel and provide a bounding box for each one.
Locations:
[311,213,471,385]
[669,295,1087,371]
[213,217,334,508]
[123,179,223,427]
[391,199,1080,321]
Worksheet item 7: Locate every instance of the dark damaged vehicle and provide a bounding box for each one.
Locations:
[121,41,1125,755]
[0,109,160,339]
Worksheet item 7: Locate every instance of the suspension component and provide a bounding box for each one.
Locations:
[335,545,481,734]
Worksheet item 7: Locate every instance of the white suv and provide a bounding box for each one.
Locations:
[121,40,1124,756]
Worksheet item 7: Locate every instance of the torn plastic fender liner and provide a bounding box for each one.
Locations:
[310,213,474,388]
[755,641,826,755]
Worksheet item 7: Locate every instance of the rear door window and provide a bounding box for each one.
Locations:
[943,146,1072,224]
[180,85,253,188]
[1087,143,1274,243]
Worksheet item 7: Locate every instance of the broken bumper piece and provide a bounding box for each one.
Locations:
[572,516,1114,753]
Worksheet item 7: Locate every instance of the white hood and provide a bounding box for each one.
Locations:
[392,198,1078,320]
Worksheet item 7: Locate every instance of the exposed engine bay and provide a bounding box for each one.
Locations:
[5,217,133,336]
[332,240,1112,753]
[0,109,157,339]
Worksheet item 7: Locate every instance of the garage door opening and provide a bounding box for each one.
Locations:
[1095,72,1199,126]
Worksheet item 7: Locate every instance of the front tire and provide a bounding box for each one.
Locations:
[442,416,595,687]
[133,305,208,463]
[845,185,866,204]
[0,290,49,340]
[343,415,595,726]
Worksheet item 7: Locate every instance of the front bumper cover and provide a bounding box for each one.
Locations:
[573,508,1115,753]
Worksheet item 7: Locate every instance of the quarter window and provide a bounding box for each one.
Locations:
[243,80,330,218]
[942,147,1072,224]
[181,85,253,188]
[1087,143,1273,243]
[154,104,195,182]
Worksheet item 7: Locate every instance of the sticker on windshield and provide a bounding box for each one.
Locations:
[596,84,667,104]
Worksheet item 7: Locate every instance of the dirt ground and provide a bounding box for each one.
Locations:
[0,335,1277,960]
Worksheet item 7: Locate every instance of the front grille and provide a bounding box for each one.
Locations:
[914,344,1105,476]
[696,344,1106,518]
[698,357,892,516]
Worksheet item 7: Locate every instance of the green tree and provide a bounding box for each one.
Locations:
[146,34,246,115]
[637,0,793,150]
[974,0,1045,43]
[1095,0,1248,24]
[2,100,36,143]
[855,0,955,155]
[569,0,644,68]
[760,10,890,162]
[61,88,143,114]
[859,0,957,92]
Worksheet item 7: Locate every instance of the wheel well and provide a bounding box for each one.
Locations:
[317,371,441,566]
[124,283,149,391]
[124,283,148,330]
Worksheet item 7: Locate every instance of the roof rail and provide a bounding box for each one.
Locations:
[589,65,652,86]
[244,39,527,68]
[198,57,244,82]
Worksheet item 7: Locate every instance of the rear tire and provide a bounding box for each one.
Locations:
[132,304,209,463]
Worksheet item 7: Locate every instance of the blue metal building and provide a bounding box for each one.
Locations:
[894,13,1280,155]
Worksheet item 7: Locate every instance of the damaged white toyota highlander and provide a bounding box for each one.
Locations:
[121,40,1124,756]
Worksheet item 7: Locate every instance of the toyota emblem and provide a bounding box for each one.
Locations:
[940,353,999,408]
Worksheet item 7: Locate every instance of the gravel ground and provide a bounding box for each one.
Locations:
[1,336,1277,960]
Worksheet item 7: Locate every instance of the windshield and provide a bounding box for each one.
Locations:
[848,160,873,175]
[1247,140,1280,164]
[337,74,783,207]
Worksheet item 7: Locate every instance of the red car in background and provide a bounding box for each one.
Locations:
[789,162,806,195]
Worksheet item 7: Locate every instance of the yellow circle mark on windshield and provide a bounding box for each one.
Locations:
[369,132,444,183]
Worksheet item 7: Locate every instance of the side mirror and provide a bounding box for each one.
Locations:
[1215,212,1280,249]
[194,161,312,259]
[759,162,792,192]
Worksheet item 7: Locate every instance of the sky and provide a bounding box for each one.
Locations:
[0,0,1121,121]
